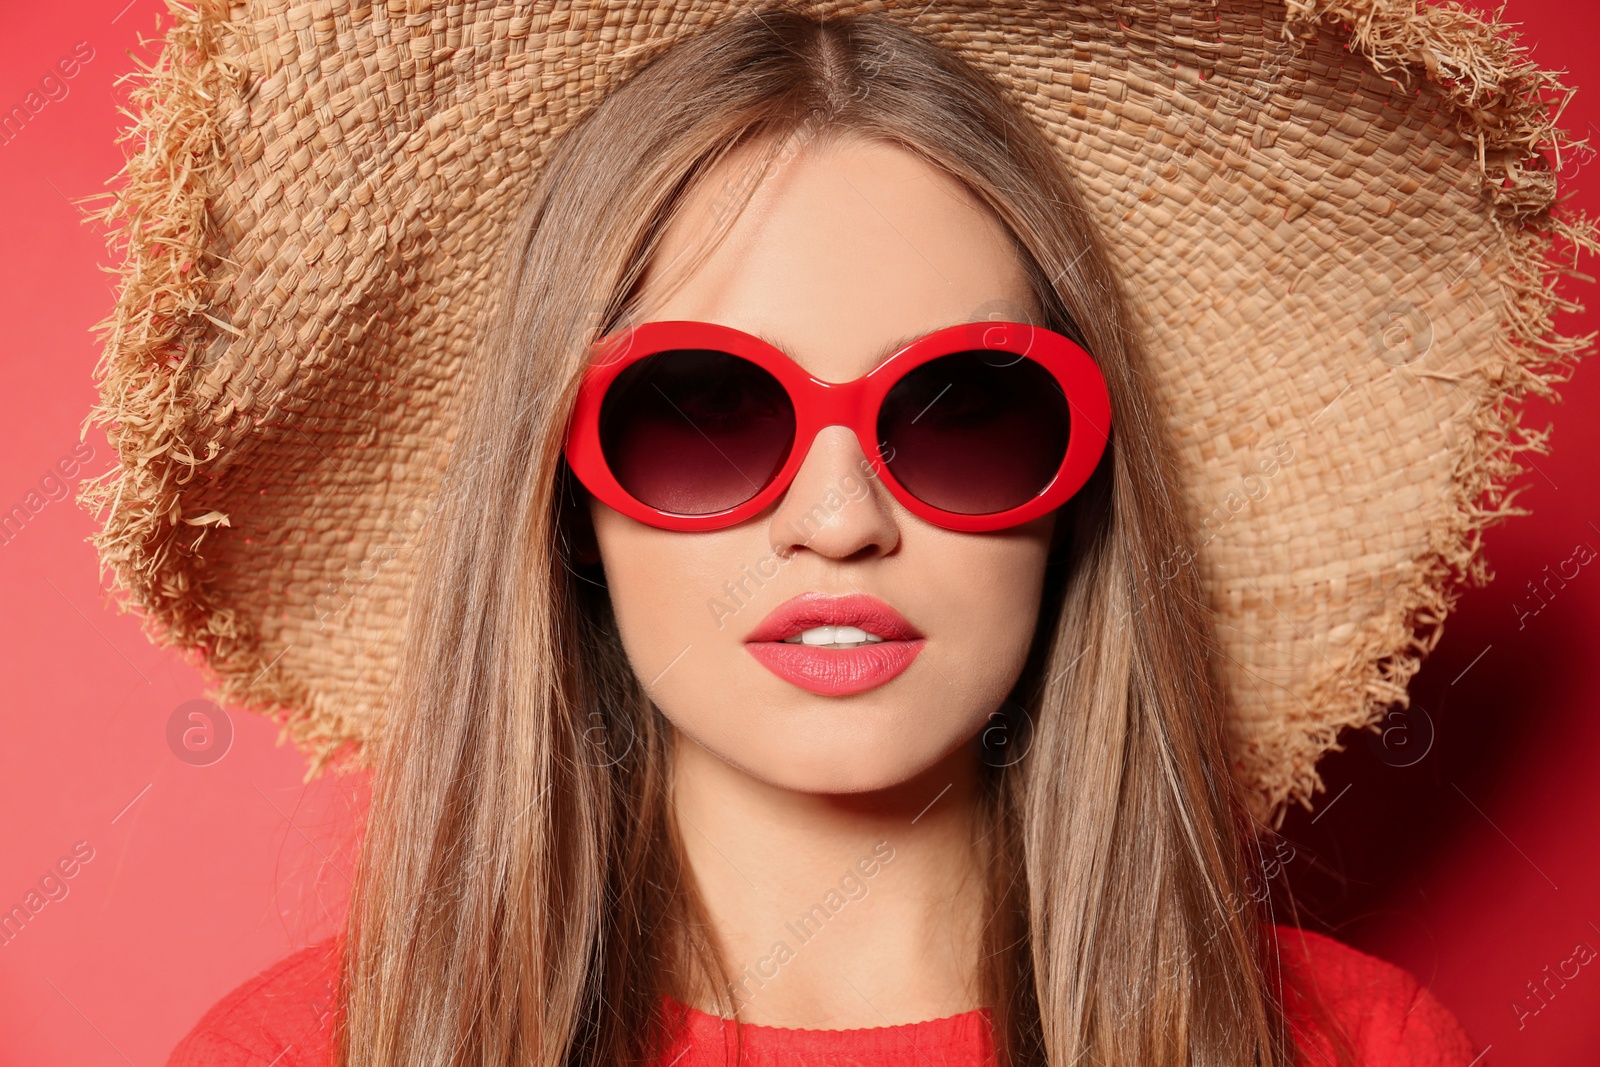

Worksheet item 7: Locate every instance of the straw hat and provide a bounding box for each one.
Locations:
[80,0,1597,825]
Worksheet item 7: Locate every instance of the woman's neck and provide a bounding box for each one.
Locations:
[667,728,989,1029]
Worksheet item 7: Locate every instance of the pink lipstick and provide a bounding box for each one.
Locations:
[743,592,925,696]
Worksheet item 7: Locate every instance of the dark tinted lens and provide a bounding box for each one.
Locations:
[599,349,795,515]
[877,351,1069,515]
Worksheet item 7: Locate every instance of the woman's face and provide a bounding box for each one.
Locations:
[585,134,1057,794]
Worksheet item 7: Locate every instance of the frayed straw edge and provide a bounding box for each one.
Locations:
[1251,0,1600,827]
[74,0,359,781]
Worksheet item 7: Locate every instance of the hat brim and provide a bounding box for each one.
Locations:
[80,0,1599,824]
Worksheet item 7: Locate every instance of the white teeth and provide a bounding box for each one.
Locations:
[781,625,886,648]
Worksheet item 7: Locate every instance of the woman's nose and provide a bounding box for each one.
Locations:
[767,426,900,561]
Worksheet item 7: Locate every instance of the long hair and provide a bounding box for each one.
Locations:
[334,9,1311,1066]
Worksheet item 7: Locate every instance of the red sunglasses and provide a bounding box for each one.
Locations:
[562,319,1112,533]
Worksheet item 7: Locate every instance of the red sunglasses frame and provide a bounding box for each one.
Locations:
[562,319,1112,533]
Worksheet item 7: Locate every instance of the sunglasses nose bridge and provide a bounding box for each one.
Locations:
[800,374,880,457]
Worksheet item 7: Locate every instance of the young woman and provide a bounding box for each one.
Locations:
[149,10,1488,1066]
[81,0,1593,1062]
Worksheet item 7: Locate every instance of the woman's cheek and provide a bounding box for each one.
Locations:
[922,532,1052,693]
[591,514,758,680]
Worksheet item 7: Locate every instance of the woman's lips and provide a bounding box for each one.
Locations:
[743,641,925,696]
[743,592,925,696]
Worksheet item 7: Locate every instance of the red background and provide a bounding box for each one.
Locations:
[1,1,1595,1063]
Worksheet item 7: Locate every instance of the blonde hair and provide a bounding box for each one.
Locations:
[336,8,1328,1065]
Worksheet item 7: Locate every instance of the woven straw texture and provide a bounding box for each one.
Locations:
[80,0,1598,824]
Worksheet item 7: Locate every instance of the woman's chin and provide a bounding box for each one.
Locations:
[691,724,974,798]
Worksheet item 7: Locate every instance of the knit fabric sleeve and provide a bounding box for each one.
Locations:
[165,937,340,1067]
[1273,925,1478,1066]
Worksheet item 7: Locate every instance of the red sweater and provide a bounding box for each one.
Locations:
[166,926,1476,1066]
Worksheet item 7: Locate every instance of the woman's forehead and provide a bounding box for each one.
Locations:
[634,135,1038,383]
